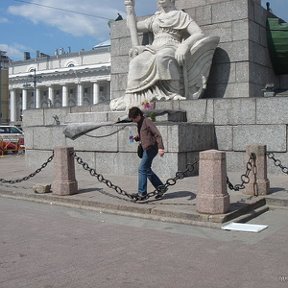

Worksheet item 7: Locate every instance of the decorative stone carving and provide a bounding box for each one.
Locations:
[110,0,219,111]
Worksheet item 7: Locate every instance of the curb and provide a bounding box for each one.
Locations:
[0,189,268,228]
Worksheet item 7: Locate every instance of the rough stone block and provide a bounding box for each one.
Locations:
[66,126,118,152]
[33,184,51,194]
[65,113,85,123]
[202,22,232,43]
[90,103,110,112]
[167,123,216,152]
[43,107,70,126]
[212,0,248,23]
[23,109,44,127]
[232,19,249,41]
[111,56,130,74]
[82,112,108,123]
[257,97,288,124]
[225,151,246,173]
[25,149,54,172]
[195,5,212,25]
[155,110,187,122]
[110,20,130,39]
[22,127,34,150]
[179,99,214,123]
[233,125,287,152]
[208,62,236,84]
[215,126,233,151]
[70,106,91,113]
[176,0,206,9]
[33,126,66,150]
[218,40,249,62]
[214,98,256,125]
[73,151,96,175]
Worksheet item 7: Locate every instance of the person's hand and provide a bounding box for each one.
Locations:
[125,0,135,6]
[134,135,140,142]
[175,43,189,66]
[158,149,165,157]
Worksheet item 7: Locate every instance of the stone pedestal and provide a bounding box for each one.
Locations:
[196,150,230,214]
[244,145,270,196]
[52,147,78,196]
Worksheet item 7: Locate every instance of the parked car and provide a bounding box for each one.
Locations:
[0,125,24,153]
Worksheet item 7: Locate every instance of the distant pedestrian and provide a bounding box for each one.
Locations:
[128,107,165,200]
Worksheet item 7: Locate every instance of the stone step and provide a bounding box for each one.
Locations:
[65,109,187,124]
[265,194,288,208]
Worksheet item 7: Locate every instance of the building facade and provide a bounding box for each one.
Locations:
[9,44,111,124]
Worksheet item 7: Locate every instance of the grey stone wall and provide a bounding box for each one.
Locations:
[155,97,288,175]
[23,107,216,179]
[24,96,288,177]
[110,0,287,100]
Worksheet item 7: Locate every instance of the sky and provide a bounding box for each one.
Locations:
[0,0,287,62]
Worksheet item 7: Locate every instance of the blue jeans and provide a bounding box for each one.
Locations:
[138,145,163,195]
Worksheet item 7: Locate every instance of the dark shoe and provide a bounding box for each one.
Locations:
[131,193,148,201]
[155,185,168,199]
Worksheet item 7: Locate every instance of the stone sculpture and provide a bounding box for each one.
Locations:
[110,0,219,110]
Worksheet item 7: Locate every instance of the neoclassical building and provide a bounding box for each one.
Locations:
[8,43,111,123]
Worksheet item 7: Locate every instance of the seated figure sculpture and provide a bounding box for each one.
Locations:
[110,0,219,111]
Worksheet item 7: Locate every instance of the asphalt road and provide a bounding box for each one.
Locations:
[0,198,288,288]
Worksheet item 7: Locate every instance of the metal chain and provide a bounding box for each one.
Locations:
[267,152,288,175]
[0,152,54,184]
[73,152,198,202]
[226,153,256,191]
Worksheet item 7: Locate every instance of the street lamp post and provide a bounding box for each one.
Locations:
[23,68,42,108]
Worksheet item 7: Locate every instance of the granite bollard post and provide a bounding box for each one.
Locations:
[196,150,230,214]
[52,147,78,196]
[244,145,270,196]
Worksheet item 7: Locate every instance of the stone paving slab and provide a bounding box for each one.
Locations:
[0,153,288,227]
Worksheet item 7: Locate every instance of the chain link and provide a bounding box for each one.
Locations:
[267,152,288,175]
[226,153,256,191]
[73,152,198,202]
[0,152,54,184]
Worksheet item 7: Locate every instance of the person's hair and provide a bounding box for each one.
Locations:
[128,106,143,119]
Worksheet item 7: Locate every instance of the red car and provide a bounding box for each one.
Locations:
[0,125,24,154]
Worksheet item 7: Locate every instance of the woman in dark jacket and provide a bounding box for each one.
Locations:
[128,107,165,200]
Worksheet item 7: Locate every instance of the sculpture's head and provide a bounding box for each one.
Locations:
[158,0,176,10]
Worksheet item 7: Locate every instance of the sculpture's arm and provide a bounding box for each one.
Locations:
[175,21,205,66]
[125,0,139,47]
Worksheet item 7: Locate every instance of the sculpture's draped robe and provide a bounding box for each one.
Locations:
[126,10,192,99]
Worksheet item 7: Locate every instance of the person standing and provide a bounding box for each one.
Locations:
[128,107,165,200]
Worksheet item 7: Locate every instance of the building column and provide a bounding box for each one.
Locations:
[48,86,54,107]
[62,85,68,107]
[10,89,16,123]
[107,80,111,101]
[35,88,41,108]
[22,89,27,111]
[93,82,100,104]
[77,83,83,106]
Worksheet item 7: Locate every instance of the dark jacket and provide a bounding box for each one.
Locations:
[138,117,164,150]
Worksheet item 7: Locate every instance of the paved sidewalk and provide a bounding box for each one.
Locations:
[0,153,288,227]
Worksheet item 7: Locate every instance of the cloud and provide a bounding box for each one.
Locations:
[7,0,157,37]
[7,0,127,38]
[0,43,32,60]
[0,17,9,23]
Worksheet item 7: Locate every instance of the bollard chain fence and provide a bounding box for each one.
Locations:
[73,152,198,202]
[226,153,256,191]
[0,152,54,184]
[267,152,288,175]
